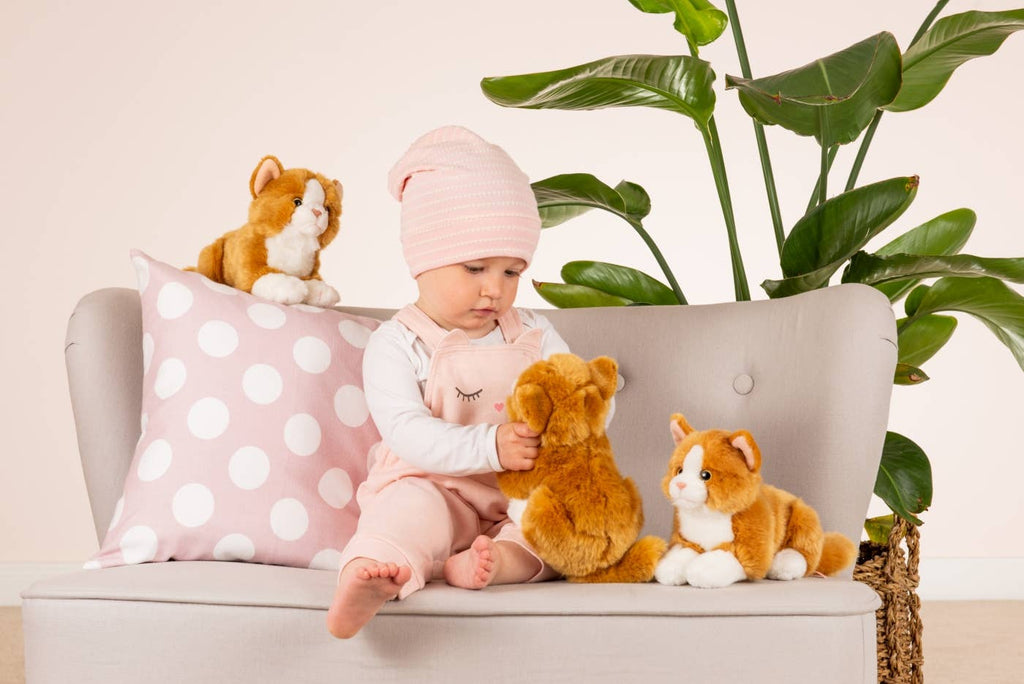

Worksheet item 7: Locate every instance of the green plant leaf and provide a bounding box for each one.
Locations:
[613,180,652,221]
[627,0,728,48]
[886,10,1024,112]
[482,54,717,128]
[875,431,932,526]
[894,362,930,385]
[761,262,839,299]
[864,514,896,544]
[843,252,1024,288]
[781,176,919,278]
[725,32,902,145]
[872,208,976,301]
[896,314,958,367]
[561,261,679,305]
[532,174,633,229]
[910,277,1024,371]
[905,284,931,317]
[532,281,633,308]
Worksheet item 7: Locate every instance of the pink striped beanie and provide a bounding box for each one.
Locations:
[387,125,542,278]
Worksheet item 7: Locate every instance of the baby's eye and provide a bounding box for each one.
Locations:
[293,198,302,207]
[463,265,484,275]
[505,269,523,278]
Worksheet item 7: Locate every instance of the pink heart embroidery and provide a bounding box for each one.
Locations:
[494,402,505,413]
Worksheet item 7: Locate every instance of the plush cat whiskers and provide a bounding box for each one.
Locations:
[187,155,342,306]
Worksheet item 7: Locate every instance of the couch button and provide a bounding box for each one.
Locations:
[616,374,626,392]
[733,374,754,395]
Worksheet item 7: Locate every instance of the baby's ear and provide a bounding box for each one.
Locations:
[729,431,761,472]
[588,356,618,401]
[669,413,695,445]
[250,156,284,198]
[513,383,552,434]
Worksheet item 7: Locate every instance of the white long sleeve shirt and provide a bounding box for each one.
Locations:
[362,309,571,477]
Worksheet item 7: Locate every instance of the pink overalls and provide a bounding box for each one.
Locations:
[338,304,554,598]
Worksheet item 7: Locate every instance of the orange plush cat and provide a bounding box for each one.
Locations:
[498,354,666,583]
[654,413,856,588]
[188,155,342,306]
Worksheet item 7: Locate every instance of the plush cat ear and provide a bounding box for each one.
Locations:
[333,180,344,201]
[513,383,553,434]
[670,413,695,445]
[729,431,761,472]
[588,356,618,401]
[250,156,284,198]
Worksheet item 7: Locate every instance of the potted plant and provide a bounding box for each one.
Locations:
[479,2,1024,680]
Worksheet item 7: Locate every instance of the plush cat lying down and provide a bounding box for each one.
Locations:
[655,413,857,589]
[187,155,342,306]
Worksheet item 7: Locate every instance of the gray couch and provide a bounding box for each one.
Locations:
[23,283,896,683]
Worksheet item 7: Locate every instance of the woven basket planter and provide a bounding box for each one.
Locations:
[853,516,924,684]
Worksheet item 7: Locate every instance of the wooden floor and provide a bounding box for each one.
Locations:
[3,602,1023,682]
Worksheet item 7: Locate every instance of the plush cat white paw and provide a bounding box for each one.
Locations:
[654,545,699,586]
[767,548,808,581]
[252,273,308,305]
[506,498,527,526]
[685,549,747,588]
[303,279,340,307]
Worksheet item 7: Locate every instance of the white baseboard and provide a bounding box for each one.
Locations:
[917,557,1024,600]
[1,563,82,605]
[2,558,1022,605]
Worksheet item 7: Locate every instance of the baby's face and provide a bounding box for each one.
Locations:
[415,257,527,338]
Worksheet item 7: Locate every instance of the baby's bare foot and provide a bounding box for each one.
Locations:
[444,535,500,590]
[326,559,411,638]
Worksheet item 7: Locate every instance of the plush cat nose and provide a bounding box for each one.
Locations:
[311,208,322,218]
[675,481,686,490]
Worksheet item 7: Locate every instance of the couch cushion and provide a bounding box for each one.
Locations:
[89,252,382,571]
[24,562,880,617]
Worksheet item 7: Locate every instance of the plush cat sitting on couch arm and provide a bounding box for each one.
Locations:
[655,413,857,589]
[187,155,342,307]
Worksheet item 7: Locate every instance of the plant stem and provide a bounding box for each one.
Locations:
[629,220,688,305]
[845,0,949,191]
[807,145,839,213]
[724,0,784,256]
[701,120,751,301]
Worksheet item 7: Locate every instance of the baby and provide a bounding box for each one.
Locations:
[327,126,570,638]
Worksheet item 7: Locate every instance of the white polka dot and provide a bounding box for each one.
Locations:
[318,468,353,509]
[120,525,159,564]
[82,560,102,570]
[293,304,325,314]
[156,282,194,319]
[270,498,308,541]
[187,398,230,440]
[172,483,215,527]
[108,496,125,531]
[242,364,283,405]
[137,439,173,481]
[213,534,255,561]
[132,256,150,293]
[309,548,343,571]
[142,333,155,375]
[339,320,373,348]
[154,358,187,399]
[284,414,321,456]
[247,303,287,329]
[293,336,331,374]
[334,385,369,427]
[197,320,239,357]
[202,279,238,295]
[228,446,270,490]
[140,413,149,435]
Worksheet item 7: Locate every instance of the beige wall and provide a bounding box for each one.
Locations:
[2,0,1021,563]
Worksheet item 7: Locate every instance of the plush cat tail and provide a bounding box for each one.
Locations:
[191,238,226,283]
[569,536,668,584]
[815,532,858,576]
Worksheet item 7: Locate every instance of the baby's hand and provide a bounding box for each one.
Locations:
[497,423,540,471]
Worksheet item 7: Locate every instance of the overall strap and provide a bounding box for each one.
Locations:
[393,305,448,353]
[495,308,525,343]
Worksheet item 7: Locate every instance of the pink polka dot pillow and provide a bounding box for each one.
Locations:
[89,251,381,571]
